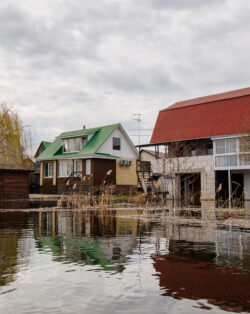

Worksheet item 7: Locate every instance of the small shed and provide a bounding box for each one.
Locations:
[0,169,30,209]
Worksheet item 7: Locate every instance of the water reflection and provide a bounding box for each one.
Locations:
[35,210,139,272]
[0,209,249,314]
[0,212,29,286]
[152,245,250,312]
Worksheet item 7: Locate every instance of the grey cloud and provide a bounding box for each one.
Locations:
[0,0,249,147]
[94,67,179,94]
[0,4,101,66]
[143,0,226,10]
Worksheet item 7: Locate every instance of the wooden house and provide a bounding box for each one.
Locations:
[36,123,138,194]
[0,169,30,209]
[33,141,52,193]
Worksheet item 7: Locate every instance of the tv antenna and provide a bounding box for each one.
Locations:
[132,113,142,145]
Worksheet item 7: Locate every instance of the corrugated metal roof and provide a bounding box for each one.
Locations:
[42,141,52,149]
[151,88,250,144]
[37,124,120,161]
[167,87,250,110]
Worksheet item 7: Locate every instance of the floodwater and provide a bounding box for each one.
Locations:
[0,209,249,314]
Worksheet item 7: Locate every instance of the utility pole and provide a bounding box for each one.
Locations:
[132,113,141,145]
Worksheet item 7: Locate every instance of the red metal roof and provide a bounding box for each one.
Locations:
[151,87,250,143]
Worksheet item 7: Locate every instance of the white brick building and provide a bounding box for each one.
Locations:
[140,87,250,208]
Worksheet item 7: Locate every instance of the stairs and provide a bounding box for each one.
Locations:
[137,161,152,194]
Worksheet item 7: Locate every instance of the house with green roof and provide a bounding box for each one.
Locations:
[36,123,138,194]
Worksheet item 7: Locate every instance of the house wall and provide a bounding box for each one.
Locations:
[56,159,116,193]
[93,159,116,186]
[82,159,94,186]
[151,155,215,208]
[40,161,43,186]
[116,158,138,186]
[140,151,155,162]
[40,178,57,194]
[98,127,138,159]
[0,171,29,209]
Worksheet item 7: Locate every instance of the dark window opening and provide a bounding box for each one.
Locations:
[179,173,201,207]
[44,162,53,178]
[215,171,244,208]
[113,137,121,150]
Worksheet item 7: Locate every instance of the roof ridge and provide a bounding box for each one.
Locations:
[59,123,120,137]
[161,87,250,112]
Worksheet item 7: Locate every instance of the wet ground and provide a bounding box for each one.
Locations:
[0,209,249,314]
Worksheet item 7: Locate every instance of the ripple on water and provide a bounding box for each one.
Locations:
[0,209,249,314]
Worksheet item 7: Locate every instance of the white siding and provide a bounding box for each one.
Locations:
[98,127,137,158]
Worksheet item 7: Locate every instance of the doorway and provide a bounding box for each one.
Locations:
[179,173,201,207]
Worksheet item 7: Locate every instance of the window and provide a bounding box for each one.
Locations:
[239,154,250,166]
[215,138,236,154]
[74,138,82,151]
[240,137,250,153]
[58,160,73,177]
[82,137,87,147]
[86,159,91,175]
[74,160,82,173]
[63,140,68,152]
[44,162,53,178]
[63,137,83,153]
[113,137,121,150]
[208,143,213,155]
[215,155,237,167]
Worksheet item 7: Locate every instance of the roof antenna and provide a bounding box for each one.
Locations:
[132,113,141,145]
[83,125,86,130]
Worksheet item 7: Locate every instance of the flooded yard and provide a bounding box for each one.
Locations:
[0,209,249,314]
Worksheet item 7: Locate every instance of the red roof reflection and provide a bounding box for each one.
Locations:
[152,254,250,313]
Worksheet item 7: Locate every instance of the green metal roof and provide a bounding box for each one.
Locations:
[42,141,52,149]
[36,123,120,161]
[59,126,101,138]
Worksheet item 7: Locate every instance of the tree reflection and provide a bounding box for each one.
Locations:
[0,212,28,287]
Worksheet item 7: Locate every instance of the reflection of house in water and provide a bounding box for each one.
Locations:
[151,223,250,313]
[0,212,29,286]
[153,253,250,312]
[92,210,138,264]
[155,222,250,272]
[37,210,139,269]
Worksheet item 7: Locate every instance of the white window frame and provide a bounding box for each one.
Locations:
[113,137,121,151]
[213,135,250,169]
[86,159,91,175]
[74,160,82,177]
[58,160,73,177]
[62,137,84,153]
[44,162,53,178]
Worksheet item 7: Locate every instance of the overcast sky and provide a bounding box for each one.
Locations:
[0,0,250,149]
